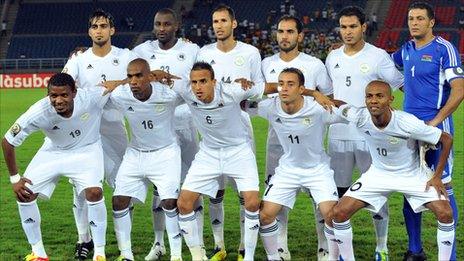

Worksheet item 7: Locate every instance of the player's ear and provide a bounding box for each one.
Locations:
[232,19,238,29]
[212,78,217,86]
[361,22,367,34]
[110,26,115,36]
[298,85,305,94]
[429,18,435,28]
[297,32,304,43]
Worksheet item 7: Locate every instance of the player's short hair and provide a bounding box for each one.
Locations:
[129,58,150,71]
[281,67,305,87]
[408,1,435,20]
[212,4,235,20]
[367,80,392,95]
[338,6,366,25]
[48,73,76,92]
[88,9,115,28]
[192,62,215,79]
[278,15,303,34]
[156,8,178,21]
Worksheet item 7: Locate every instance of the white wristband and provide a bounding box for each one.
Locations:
[10,173,21,184]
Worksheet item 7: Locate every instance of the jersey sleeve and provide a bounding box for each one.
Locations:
[87,87,110,109]
[377,50,404,90]
[250,50,265,85]
[62,54,79,80]
[439,43,464,83]
[313,60,333,95]
[400,113,442,145]
[390,48,404,68]
[4,102,44,147]
[323,107,348,125]
[257,98,273,119]
[334,104,370,127]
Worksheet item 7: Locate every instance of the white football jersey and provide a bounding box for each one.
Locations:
[63,46,138,122]
[258,97,345,170]
[261,52,333,96]
[133,39,200,130]
[174,80,264,149]
[337,105,442,173]
[110,83,183,151]
[5,88,108,150]
[197,41,264,85]
[325,43,404,140]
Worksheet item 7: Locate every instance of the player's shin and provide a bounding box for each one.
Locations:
[152,189,166,247]
[18,200,47,258]
[209,195,225,249]
[333,220,354,260]
[323,223,339,260]
[178,211,202,260]
[447,187,458,260]
[372,203,389,252]
[87,198,107,258]
[194,196,205,247]
[312,200,328,252]
[239,195,246,251]
[276,207,289,252]
[437,221,454,260]
[244,209,260,260]
[163,207,182,258]
[260,219,280,260]
[73,186,91,243]
[113,207,133,260]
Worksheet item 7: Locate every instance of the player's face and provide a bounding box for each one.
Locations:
[88,17,114,47]
[278,72,304,104]
[339,15,366,45]
[48,85,77,117]
[127,63,152,98]
[153,13,178,44]
[212,10,237,41]
[190,69,216,102]
[277,20,302,53]
[407,8,434,39]
[365,84,393,117]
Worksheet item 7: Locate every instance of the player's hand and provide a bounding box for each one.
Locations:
[425,119,439,127]
[12,177,34,202]
[150,70,181,86]
[99,80,126,95]
[234,78,254,90]
[68,47,88,58]
[313,91,335,112]
[181,37,192,43]
[425,175,448,199]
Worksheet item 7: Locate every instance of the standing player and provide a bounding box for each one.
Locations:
[261,15,333,260]
[132,8,203,260]
[62,9,137,260]
[391,2,463,260]
[195,5,265,260]
[257,68,341,261]
[2,73,114,261]
[325,6,404,260]
[331,81,455,261]
[109,59,183,261]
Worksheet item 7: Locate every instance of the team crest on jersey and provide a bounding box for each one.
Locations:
[388,136,399,144]
[112,59,119,66]
[155,104,165,112]
[9,123,21,137]
[302,117,311,125]
[421,55,432,62]
[62,67,68,73]
[360,63,370,73]
[177,53,186,61]
[80,112,90,121]
[234,56,245,66]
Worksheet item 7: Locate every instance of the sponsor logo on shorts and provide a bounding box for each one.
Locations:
[349,182,362,192]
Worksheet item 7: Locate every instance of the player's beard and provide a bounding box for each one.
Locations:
[94,39,109,48]
[279,41,297,53]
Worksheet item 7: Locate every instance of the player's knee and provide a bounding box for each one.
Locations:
[112,196,131,211]
[259,210,275,226]
[332,204,350,223]
[244,197,260,212]
[162,198,177,210]
[435,203,454,223]
[84,187,103,202]
[177,197,194,214]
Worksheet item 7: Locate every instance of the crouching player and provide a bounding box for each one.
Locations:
[331,81,455,260]
[2,73,114,261]
[257,68,341,260]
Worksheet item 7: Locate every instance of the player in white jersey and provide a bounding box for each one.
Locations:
[2,73,115,261]
[132,9,203,260]
[324,6,404,260]
[195,5,265,260]
[261,15,333,260]
[174,62,282,261]
[330,81,455,261]
[62,10,137,259]
[257,68,342,261]
[106,59,183,261]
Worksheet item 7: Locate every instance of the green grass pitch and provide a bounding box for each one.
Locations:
[0,89,462,260]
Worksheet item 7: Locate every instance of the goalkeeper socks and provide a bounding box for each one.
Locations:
[18,200,47,258]
[437,221,454,260]
[260,219,280,260]
[209,195,225,249]
[403,198,422,253]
